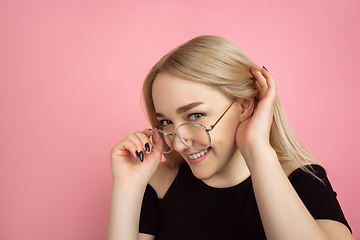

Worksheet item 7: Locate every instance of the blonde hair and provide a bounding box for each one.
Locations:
[142,35,320,176]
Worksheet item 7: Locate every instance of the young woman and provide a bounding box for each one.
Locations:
[106,36,353,240]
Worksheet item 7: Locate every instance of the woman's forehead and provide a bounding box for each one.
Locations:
[152,73,229,113]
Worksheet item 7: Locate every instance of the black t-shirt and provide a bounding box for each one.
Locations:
[139,163,351,239]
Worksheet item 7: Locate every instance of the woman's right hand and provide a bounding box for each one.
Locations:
[110,129,162,188]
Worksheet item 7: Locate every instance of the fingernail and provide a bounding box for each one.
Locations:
[250,69,255,78]
[262,66,268,72]
[145,143,150,152]
[139,151,144,162]
[135,150,139,158]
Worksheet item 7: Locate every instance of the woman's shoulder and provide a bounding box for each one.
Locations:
[280,159,324,177]
[148,160,179,199]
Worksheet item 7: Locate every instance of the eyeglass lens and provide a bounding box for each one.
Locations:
[148,130,172,153]
[177,123,210,150]
[148,124,210,153]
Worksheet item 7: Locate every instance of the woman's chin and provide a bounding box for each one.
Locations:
[188,164,215,181]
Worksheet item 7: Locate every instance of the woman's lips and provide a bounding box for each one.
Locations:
[187,147,211,164]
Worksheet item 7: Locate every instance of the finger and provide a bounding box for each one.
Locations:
[151,130,168,150]
[142,128,152,136]
[144,129,167,155]
[113,132,148,160]
[142,128,159,152]
[141,129,163,158]
[130,131,154,162]
[253,79,261,96]
[251,68,268,99]
[111,136,140,159]
[261,66,277,100]
[134,131,152,153]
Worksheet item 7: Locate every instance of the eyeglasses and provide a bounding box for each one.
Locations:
[148,101,235,154]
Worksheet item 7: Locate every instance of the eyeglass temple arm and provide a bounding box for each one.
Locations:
[207,100,236,132]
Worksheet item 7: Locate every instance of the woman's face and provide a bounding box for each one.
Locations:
[152,73,243,181]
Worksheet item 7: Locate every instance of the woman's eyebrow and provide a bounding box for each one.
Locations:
[177,102,204,114]
[155,112,165,118]
[155,102,204,118]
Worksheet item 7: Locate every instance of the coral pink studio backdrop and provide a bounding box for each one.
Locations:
[1,0,359,239]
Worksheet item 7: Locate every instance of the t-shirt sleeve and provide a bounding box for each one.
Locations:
[289,165,352,233]
[139,184,158,235]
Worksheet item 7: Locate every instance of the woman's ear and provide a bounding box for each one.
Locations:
[238,97,255,122]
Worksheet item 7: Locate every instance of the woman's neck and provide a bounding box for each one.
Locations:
[202,150,250,188]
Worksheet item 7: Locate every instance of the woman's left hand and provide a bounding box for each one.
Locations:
[235,67,277,161]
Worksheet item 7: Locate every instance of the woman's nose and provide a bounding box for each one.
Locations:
[172,135,191,152]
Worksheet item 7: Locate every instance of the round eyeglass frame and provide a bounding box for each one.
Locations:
[147,100,235,154]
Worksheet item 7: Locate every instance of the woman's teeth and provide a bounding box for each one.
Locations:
[188,148,209,160]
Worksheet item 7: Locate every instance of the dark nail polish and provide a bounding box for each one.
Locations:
[145,143,150,152]
[139,151,144,162]
[262,66,268,72]
[135,150,139,158]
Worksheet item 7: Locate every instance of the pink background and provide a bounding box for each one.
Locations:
[0,0,359,239]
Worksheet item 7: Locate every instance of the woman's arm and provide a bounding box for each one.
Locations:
[246,147,353,240]
[236,68,353,240]
[106,130,161,240]
[106,181,148,240]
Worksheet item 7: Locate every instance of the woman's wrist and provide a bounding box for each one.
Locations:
[112,177,148,194]
[240,140,272,157]
[241,143,278,172]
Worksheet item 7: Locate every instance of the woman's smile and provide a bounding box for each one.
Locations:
[186,147,211,164]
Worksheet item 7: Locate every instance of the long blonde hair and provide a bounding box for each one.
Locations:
[142,35,320,175]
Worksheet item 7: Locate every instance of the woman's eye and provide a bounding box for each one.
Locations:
[160,119,173,127]
[188,113,204,121]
